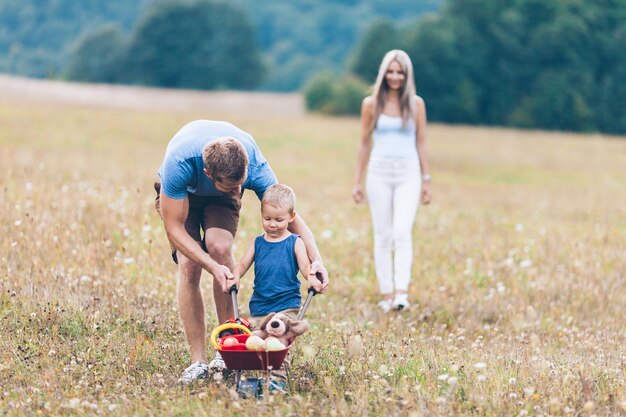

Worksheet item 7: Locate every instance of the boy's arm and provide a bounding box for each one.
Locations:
[227,240,255,292]
[294,237,324,293]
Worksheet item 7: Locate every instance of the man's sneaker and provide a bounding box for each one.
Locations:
[392,294,410,311]
[178,361,209,384]
[208,352,226,373]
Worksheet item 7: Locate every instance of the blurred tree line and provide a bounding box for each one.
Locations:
[0,0,438,90]
[1,0,624,133]
[309,0,626,134]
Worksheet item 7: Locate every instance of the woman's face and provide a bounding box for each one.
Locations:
[385,61,405,91]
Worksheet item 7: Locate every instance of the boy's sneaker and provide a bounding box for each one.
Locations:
[392,294,410,311]
[208,352,226,373]
[178,361,209,384]
[268,378,287,394]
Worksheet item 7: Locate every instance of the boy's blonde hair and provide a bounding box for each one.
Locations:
[262,184,296,214]
[202,137,248,183]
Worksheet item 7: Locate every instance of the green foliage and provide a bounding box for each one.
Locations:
[122,0,264,90]
[304,72,335,112]
[0,0,150,77]
[230,0,441,90]
[351,0,626,134]
[67,24,126,83]
[304,72,369,115]
[348,19,404,83]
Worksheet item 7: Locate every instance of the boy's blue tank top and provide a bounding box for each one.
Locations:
[249,234,302,317]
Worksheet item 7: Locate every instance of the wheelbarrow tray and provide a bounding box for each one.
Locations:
[218,333,292,370]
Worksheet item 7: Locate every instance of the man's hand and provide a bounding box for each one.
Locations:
[210,263,234,293]
[225,275,240,294]
[310,260,329,294]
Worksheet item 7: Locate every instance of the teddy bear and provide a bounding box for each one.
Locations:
[252,312,309,347]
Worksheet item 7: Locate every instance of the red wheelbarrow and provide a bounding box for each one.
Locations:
[210,285,316,398]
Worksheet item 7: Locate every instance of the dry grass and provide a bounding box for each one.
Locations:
[1,84,625,416]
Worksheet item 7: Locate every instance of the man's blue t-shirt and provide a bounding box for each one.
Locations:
[158,120,278,199]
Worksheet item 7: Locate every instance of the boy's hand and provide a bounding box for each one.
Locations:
[225,275,240,294]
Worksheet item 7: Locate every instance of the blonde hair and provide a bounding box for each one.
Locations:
[370,49,417,130]
[262,184,296,214]
[202,137,248,183]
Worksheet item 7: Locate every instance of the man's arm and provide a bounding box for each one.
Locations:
[288,214,329,293]
[159,191,233,288]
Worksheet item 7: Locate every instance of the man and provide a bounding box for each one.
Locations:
[155,120,329,384]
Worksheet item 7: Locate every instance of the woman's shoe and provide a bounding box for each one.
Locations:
[377,300,393,313]
[392,294,410,311]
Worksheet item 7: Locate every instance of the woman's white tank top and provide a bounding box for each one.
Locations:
[371,114,417,160]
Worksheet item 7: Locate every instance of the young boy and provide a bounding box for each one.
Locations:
[229,184,323,391]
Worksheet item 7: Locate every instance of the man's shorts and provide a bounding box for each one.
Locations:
[154,181,242,264]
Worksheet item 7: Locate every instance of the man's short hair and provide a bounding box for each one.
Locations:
[262,184,296,214]
[202,137,248,183]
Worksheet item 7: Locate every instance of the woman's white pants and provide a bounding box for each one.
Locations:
[366,157,421,294]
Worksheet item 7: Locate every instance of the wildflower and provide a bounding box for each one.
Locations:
[438,374,449,381]
[447,376,458,386]
[474,362,487,369]
[302,345,316,359]
[67,398,80,408]
[582,401,594,412]
[519,260,532,268]
[523,386,535,396]
[508,378,517,385]
[477,374,486,382]
[321,230,333,239]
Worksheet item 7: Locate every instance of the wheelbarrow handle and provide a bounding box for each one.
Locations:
[297,288,316,321]
[229,284,240,319]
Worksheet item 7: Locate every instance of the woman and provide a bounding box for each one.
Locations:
[352,49,432,312]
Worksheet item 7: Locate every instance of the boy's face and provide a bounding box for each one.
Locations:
[261,202,295,239]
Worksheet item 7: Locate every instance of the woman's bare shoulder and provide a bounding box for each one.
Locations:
[362,95,376,112]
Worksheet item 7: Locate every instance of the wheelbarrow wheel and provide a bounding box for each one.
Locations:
[237,378,264,399]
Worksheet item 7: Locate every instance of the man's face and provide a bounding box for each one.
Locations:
[213,178,244,195]
[204,168,245,194]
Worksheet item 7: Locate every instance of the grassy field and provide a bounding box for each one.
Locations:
[1,91,625,417]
